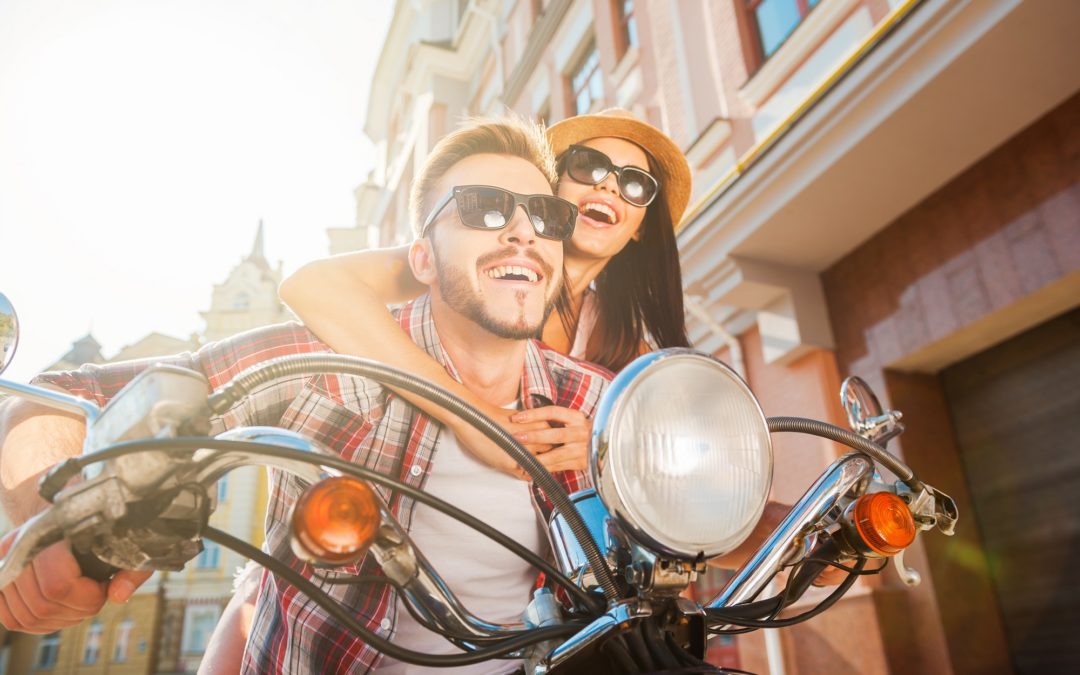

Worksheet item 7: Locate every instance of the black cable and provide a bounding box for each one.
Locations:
[311,571,480,646]
[66,438,601,614]
[603,635,642,674]
[623,624,656,671]
[706,557,866,630]
[800,556,888,576]
[204,353,623,601]
[203,526,581,666]
[664,632,706,668]
[767,416,923,491]
[641,620,680,670]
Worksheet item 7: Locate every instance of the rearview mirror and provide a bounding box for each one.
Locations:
[840,375,904,446]
[0,293,18,375]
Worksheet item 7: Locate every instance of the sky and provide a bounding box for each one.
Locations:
[0,0,395,382]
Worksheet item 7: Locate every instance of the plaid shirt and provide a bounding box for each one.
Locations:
[33,295,610,674]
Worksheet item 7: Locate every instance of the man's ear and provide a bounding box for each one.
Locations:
[408,238,438,286]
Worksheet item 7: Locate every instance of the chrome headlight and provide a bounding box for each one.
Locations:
[591,349,773,559]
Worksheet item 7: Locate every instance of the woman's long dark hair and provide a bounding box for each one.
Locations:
[555,186,690,372]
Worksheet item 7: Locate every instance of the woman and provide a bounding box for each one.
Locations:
[278,108,692,476]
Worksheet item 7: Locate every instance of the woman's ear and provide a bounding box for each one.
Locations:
[409,238,438,286]
[631,226,643,242]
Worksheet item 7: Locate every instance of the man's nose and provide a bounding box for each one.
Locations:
[499,205,537,245]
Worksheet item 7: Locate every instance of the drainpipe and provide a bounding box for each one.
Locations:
[683,293,745,380]
[686,295,786,675]
[762,580,788,675]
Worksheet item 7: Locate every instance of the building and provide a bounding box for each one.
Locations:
[341,0,1080,672]
[0,225,279,675]
[201,221,293,343]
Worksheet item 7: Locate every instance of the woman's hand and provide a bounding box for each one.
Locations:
[451,404,591,478]
[450,403,548,480]
[510,406,592,474]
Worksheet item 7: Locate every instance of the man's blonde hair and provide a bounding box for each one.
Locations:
[409,115,557,237]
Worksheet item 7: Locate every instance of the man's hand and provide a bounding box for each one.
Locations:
[511,406,592,474]
[0,531,151,634]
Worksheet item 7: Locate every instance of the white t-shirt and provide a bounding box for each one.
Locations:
[377,424,547,674]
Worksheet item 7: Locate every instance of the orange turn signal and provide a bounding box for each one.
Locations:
[290,477,380,565]
[852,492,916,556]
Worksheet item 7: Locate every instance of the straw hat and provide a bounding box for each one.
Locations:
[547,108,691,229]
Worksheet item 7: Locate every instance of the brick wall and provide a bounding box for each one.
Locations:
[823,92,1080,389]
[820,84,1080,675]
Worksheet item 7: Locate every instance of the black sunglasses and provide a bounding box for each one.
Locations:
[562,144,661,208]
[421,185,578,241]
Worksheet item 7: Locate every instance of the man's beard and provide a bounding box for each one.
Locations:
[434,246,558,340]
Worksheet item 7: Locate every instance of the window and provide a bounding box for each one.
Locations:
[181,606,221,654]
[232,292,250,311]
[745,0,821,61]
[82,620,103,664]
[569,41,603,116]
[216,474,228,502]
[195,541,221,570]
[34,633,60,670]
[615,0,638,57]
[113,619,134,663]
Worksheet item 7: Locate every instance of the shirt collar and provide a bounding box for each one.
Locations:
[397,295,557,409]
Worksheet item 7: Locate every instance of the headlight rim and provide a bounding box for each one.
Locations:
[590,348,773,560]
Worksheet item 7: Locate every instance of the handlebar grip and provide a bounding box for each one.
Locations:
[73,548,118,582]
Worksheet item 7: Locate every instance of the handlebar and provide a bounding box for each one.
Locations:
[0,353,956,672]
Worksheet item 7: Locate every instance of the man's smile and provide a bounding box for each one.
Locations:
[475,247,553,288]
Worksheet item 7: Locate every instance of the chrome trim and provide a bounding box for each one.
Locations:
[708,453,873,609]
[0,509,62,589]
[840,376,905,445]
[192,427,337,486]
[546,488,611,589]
[0,378,100,423]
[197,430,529,639]
[893,548,921,587]
[590,348,773,560]
[536,601,652,674]
[370,503,528,638]
[0,293,19,375]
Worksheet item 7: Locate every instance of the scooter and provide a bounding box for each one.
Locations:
[0,292,957,672]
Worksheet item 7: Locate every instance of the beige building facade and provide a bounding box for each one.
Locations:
[341,0,1080,672]
[0,225,278,675]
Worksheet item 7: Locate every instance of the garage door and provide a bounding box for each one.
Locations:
[941,307,1080,673]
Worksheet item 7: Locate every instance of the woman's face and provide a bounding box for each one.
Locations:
[557,137,652,263]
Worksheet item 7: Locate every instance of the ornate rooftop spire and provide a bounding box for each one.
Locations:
[248,219,266,264]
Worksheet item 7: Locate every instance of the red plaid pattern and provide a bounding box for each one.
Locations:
[33,295,610,674]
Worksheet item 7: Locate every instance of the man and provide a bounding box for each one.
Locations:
[0,116,609,673]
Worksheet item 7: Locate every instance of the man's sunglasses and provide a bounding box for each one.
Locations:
[421,185,578,241]
[562,144,661,208]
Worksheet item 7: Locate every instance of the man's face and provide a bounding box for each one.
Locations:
[421,153,564,340]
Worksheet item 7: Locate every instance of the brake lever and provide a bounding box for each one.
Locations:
[0,509,65,588]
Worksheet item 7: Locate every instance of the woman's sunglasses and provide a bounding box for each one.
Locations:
[421,185,578,241]
[562,144,661,208]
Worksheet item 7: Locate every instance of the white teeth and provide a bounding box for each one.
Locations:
[485,265,539,282]
[583,201,616,224]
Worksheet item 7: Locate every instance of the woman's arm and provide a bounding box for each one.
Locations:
[280,248,567,476]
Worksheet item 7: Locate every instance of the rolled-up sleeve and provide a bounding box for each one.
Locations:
[30,322,329,429]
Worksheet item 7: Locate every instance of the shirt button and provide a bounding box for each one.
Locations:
[409,465,422,477]
[380,618,392,631]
